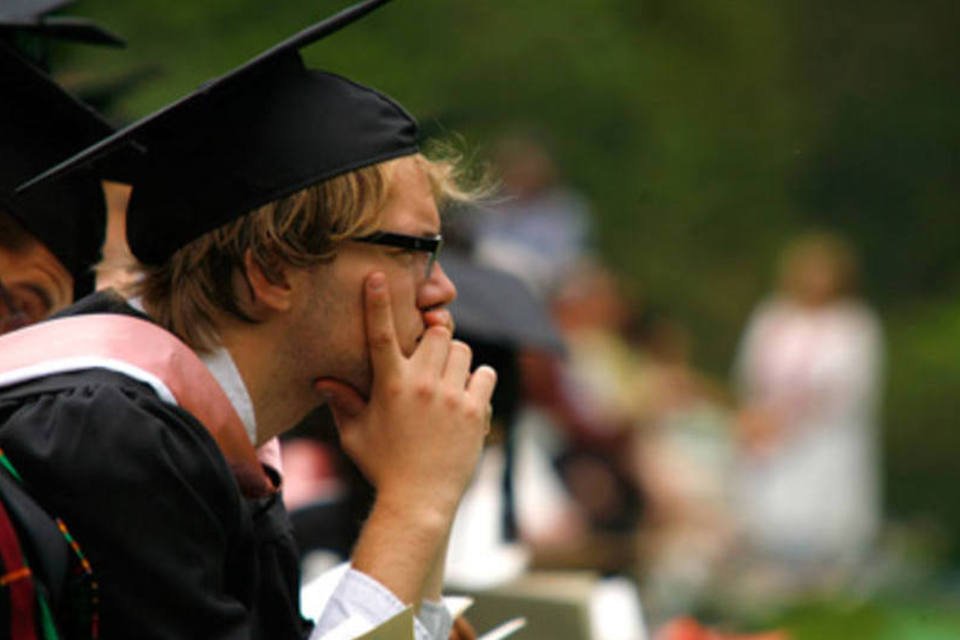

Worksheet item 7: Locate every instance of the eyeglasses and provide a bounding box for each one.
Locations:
[0,279,30,335]
[353,231,443,279]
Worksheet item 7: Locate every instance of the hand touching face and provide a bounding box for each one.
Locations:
[316,272,496,509]
[303,156,457,400]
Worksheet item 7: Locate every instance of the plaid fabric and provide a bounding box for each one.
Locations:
[0,448,98,639]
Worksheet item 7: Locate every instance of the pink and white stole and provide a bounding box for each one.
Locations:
[0,314,276,498]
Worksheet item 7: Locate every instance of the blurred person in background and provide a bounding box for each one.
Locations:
[519,260,645,563]
[469,132,594,297]
[446,141,639,559]
[629,307,737,621]
[436,252,649,639]
[731,230,884,594]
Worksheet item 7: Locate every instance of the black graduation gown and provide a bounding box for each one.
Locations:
[0,292,311,639]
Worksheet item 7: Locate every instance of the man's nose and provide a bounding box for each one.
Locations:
[420,260,457,305]
[417,260,457,332]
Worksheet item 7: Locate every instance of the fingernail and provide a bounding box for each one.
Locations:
[368,273,385,290]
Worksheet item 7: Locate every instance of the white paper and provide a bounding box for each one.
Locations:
[479,617,527,640]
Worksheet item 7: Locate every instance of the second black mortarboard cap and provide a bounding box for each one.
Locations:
[0,1,124,55]
[0,0,113,297]
[20,0,418,266]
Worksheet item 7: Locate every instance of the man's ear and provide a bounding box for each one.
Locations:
[242,249,294,313]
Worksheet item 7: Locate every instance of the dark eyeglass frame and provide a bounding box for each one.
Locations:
[353,231,443,279]
[0,279,30,334]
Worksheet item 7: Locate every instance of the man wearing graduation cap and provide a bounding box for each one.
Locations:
[1,0,495,638]
[0,2,120,333]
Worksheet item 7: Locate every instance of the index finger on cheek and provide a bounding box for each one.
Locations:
[364,272,401,374]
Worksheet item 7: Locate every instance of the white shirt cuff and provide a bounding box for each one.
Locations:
[311,568,452,640]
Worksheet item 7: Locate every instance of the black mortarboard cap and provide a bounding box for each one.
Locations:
[0,0,124,50]
[20,0,418,266]
[0,40,115,297]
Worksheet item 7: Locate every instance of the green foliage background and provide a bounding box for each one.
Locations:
[60,0,960,559]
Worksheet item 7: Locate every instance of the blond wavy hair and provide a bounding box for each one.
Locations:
[130,150,475,351]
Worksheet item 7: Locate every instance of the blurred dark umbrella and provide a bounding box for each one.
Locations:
[443,249,567,542]
[443,248,565,355]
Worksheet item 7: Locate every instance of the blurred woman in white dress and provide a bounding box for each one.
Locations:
[733,231,883,579]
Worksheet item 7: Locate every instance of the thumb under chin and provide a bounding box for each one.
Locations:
[313,378,367,420]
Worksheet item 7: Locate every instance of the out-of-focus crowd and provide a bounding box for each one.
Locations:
[279,133,884,637]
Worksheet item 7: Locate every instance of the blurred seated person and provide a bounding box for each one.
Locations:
[628,307,737,619]
[518,262,645,558]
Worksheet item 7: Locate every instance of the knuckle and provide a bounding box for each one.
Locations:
[427,325,452,341]
[451,341,472,361]
[414,379,436,401]
[443,388,461,410]
[383,379,405,399]
[463,398,484,422]
[369,330,392,349]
